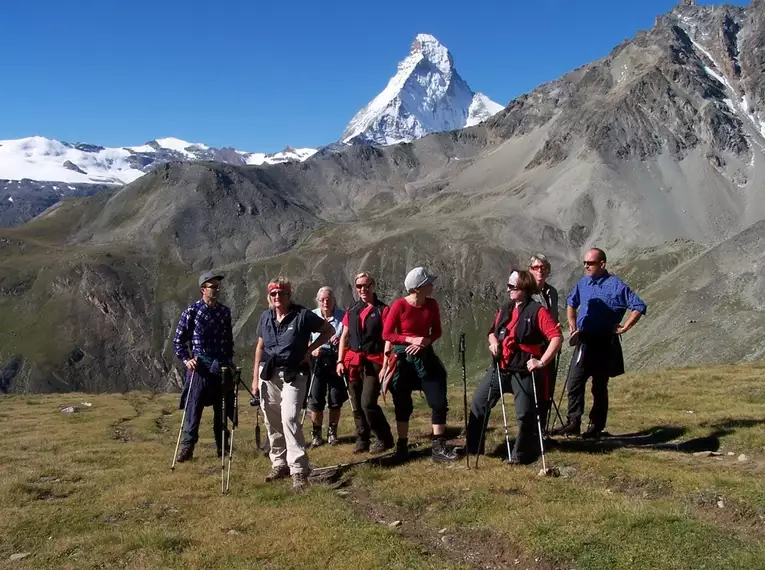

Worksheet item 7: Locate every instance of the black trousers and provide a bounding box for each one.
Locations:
[565,343,610,430]
[347,361,393,443]
[307,364,348,412]
[466,366,540,460]
[391,370,448,425]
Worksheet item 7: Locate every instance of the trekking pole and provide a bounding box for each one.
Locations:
[342,372,357,414]
[531,370,556,476]
[474,361,495,469]
[224,368,240,494]
[171,370,196,470]
[301,358,319,427]
[546,353,566,433]
[495,360,513,463]
[459,333,469,469]
[553,345,579,432]
[221,368,228,494]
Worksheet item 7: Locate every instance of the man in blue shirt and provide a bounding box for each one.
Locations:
[553,248,647,439]
[172,271,234,463]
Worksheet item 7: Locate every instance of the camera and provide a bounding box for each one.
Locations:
[249,396,260,407]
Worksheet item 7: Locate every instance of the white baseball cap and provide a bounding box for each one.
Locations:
[404,267,437,291]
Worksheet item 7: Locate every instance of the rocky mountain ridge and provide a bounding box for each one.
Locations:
[2,1,765,392]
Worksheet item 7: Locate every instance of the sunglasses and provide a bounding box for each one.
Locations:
[269,291,289,298]
[355,283,372,290]
[583,260,601,267]
[529,265,547,271]
[506,284,519,291]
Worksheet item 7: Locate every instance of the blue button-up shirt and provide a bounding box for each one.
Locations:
[567,272,647,333]
[173,300,234,363]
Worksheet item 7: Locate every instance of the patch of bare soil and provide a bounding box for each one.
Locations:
[343,485,565,570]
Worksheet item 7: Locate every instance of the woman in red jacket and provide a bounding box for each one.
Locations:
[466,270,562,464]
[382,267,458,463]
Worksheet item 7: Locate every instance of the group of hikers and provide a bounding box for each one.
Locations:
[172,248,647,492]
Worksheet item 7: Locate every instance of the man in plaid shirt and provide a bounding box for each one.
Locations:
[172,271,234,463]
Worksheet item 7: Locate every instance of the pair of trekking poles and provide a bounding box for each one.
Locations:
[171,366,263,494]
[463,334,554,475]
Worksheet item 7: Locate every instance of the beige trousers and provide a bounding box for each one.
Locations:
[259,368,310,475]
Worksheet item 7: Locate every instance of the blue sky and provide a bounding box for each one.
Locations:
[0,0,748,153]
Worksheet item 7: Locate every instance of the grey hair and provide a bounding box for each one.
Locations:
[316,286,335,305]
[529,253,552,272]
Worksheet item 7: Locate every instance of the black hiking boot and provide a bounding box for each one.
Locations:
[581,425,604,439]
[431,437,458,463]
[395,438,409,461]
[311,425,325,448]
[352,438,370,454]
[327,424,339,446]
[370,436,395,454]
[551,421,581,437]
[175,445,194,463]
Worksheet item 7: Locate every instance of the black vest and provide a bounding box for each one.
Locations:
[348,297,387,355]
[495,300,546,370]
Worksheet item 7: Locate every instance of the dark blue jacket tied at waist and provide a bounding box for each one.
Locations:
[179,356,233,412]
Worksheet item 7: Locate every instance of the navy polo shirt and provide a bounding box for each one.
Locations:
[258,304,326,367]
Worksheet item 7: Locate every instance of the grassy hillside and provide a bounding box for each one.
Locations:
[1,362,764,569]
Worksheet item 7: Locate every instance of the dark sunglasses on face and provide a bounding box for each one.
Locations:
[583,260,601,267]
[507,284,519,291]
[269,291,289,298]
[355,283,372,290]
[529,265,547,271]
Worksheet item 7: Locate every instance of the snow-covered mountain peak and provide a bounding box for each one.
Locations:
[340,33,504,145]
[410,33,453,77]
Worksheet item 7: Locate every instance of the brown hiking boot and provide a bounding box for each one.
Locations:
[551,421,580,437]
[292,473,309,493]
[175,446,194,463]
[352,438,370,454]
[264,465,290,483]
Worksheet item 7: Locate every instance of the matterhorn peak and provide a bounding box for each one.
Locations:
[410,33,454,76]
[340,33,503,146]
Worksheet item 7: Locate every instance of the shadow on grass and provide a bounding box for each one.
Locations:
[553,419,765,455]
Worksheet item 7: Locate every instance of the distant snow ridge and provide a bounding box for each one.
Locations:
[340,33,504,145]
[0,136,318,185]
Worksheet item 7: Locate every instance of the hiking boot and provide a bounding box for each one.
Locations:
[264,465,290,483]
[551,421,580,437]
[395,438,409,461]
[175,446,194,463]
[216,439,231,457]
[352,438,370,454]
[432,437,458,463]
[292,473,309,493]
[311,426,325,448]
[370,437,394,454]
[581,425,604,440]
[327,424,339,446]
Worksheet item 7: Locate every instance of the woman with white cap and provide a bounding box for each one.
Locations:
[382,267,458,462]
